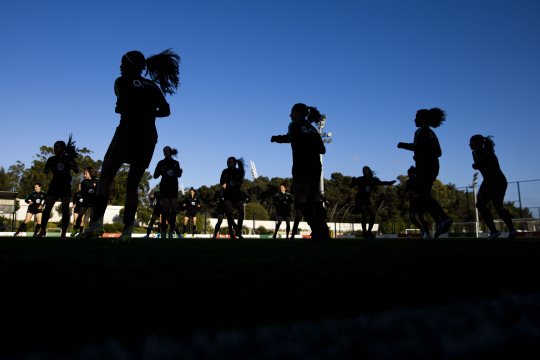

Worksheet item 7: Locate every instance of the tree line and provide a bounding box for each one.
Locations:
[0,145,531,234]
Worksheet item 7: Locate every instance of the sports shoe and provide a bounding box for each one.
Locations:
[435,217,453,238]
[168,232,174,239]
[81,223,104,239]
[13,231,20,237]
[113,225,133,244]
[488,231,501,240]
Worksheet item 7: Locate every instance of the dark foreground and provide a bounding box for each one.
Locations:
[1,236,540,359]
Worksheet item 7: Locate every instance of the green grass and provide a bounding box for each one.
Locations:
[1,236,540,354]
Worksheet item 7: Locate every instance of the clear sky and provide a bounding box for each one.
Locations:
[1,0,539,207]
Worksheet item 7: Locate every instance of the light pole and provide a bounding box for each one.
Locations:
[317,115,333,195]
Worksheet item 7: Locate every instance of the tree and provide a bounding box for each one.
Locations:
[0,167,9,191]
[245,202,270,221]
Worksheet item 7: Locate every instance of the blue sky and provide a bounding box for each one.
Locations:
[1,0,539,207]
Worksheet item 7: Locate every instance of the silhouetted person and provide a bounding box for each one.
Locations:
[37,136,79,239]
[403,166,431,238]
[272,183,294,239]
[182,188,201,235]
[211,184,227,239]
[397,107,452,238]
[352,166,396,239]
[220,157,246,239]
[469,134,517,239]
[72,167,98,236]
[154,146,182,239]
[83,49,180,241]
[144,190,162,238]
[271,103,330,241]
[290,207,304,240]
[71,183,83,234]
[14,183,46,237]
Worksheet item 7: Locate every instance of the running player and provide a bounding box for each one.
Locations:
[37,136,79,239]
[211,184,227,239]
[469,134,517,239]
[71,183,83,234]
[83,49,180,241]
[220,157,246,239]
[14,182,46,237]
[403,166,431,238]
[272,183,294,239]
[144,190,162,238]
[397,107,453,238]
[352,166,396,239]
[72,167,98,236]
[154,146,182,239]
[271,103,330,241]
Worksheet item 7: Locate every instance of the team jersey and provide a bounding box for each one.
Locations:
[400,126,442,162]
[220,168,244,201]
[154,158,182,196]
[25,191,46,210]
[45,155,78,196]
[273,191,294,216]
[183,195,201,211]
[214,188,226,213]
[80,178,98,205]
[472,149,506,183]
[352,176,394,205]
[114,75,170,139]
[272,119,325,180]
[149,190,161,209]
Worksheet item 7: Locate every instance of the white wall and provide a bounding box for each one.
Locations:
[13,201,123,224]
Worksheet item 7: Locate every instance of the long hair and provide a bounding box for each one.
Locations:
[228,156,246,178]
[307,106,324,124]
[146,49,181,96]
[471,134,495,153]
[85,166,97,179]
[163,146,179,157]
[417,107,446,128]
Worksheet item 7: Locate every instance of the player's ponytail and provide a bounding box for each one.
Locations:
[428,108,446,128]
[236,157,246,179]
[146,49,181,96]
[307,106,324,124]
[483,135,495,153]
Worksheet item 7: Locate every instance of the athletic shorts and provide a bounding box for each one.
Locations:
[27,205,42,215]
[105,129,157,169]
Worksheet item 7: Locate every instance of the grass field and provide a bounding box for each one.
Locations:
[1,236,540,358]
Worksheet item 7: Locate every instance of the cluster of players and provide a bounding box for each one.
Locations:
[12,48,518,241]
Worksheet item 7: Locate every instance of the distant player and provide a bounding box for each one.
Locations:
[352,166,396,239]
[211,184,227,239]
[469,134,517,239]
[403,166,431,238]
[37,136,79,239]
[144,190,162,238]
[14,182,46,237]
[220,157,246,239]
[272,183,294,239]
[182,187,201,235]
[154,146,182,239]
[72,167,98,236]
